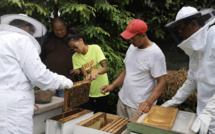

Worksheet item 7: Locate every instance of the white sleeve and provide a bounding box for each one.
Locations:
[20,36,73,90]
[162,77,197,107]
[123,44,133,64]
[151,55,167,78]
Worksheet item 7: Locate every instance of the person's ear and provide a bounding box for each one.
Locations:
[79,38,84,43]
[22,26,34,35]
[23,26,30,32]
[142,33,146,37]
[191,20,198,28]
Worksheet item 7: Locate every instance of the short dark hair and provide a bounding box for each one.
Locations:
[65,27,87,46]
[9,19,36,33]
[51,17,67,28]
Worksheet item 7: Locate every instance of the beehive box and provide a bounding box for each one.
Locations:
[46,80,94,134]
[74,112,129,134]
[127,108,197,134]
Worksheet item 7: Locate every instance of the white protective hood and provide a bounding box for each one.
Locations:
[0,14,47,38]
[0,24,41,54]
[0,14,48,54]
[178,18,215,56]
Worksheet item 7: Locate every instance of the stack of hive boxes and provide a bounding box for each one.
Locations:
[46,80,128,134]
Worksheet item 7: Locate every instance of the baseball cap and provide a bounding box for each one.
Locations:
[120,19,147,39]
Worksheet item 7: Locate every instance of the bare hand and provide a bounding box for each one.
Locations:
[85,74,91,80]
[90,71,98,80]
[100,85,114,94]
[70,69,80,76]
[139,101,152,113]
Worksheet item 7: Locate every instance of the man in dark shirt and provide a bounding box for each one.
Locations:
[41,17,78,97]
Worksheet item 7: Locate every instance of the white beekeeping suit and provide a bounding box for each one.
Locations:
[0,14,73,134]
[162,7,215,134]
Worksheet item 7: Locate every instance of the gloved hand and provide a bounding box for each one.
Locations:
[161,100,177,107]
[161,78,196,107]
[191,92,215,134]
[58,75,73,89]
[191,114,212,134]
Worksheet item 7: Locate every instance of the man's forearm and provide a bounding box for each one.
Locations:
[111,69,126,88]
[146,75,166,105]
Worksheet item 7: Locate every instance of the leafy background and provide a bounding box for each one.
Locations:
[1,0,215,114]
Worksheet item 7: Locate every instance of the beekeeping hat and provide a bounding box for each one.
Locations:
[0,14,47,38]
[165,6,215,45]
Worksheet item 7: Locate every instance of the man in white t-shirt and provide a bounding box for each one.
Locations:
[100,19,167,119]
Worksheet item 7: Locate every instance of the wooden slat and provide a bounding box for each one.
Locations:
[130,113,142,122]
[63,89,69,112]
[59,110,91,123]
[77,112,106,126]
[108,118,128,133]
[102,117,124,132]
[111,119,128,133]
[99,116,122,131]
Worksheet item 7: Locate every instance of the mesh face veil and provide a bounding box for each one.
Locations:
[165,8,215,45]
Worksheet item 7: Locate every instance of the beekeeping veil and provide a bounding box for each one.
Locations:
[165,7,215,46]
[0,14,47,54]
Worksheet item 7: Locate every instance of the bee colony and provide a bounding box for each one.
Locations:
[74,112,128,134]
[63,80,91,112]
[46,80,94,134]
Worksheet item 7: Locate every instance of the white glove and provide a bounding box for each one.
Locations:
[191,92,215,134]
[161,78,196,107]
[161,100,177,107]
[191,114,212,134]
[58,75,73,89]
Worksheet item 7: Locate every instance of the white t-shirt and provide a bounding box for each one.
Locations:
[118,43,167,109]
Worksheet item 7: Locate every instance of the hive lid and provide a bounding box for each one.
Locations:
[63,80,91,112]
[141,105,179,130]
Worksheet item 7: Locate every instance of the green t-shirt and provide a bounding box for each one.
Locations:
[72,45,109,97]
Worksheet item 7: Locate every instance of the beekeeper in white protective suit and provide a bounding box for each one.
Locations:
[162,6,215,134]
[0,14,73,134]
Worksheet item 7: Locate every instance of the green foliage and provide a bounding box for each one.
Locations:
[0,0,133,114]
[126,0,215,40]
[7,0,24,8]
[24,3,50,16]
[60,2,96,23]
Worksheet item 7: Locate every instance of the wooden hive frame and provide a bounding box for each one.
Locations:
[63,80,91,112]
[141,105,179,130]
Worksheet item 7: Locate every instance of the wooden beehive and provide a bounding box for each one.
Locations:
[46,80,93,134]
[74,112,128,134]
